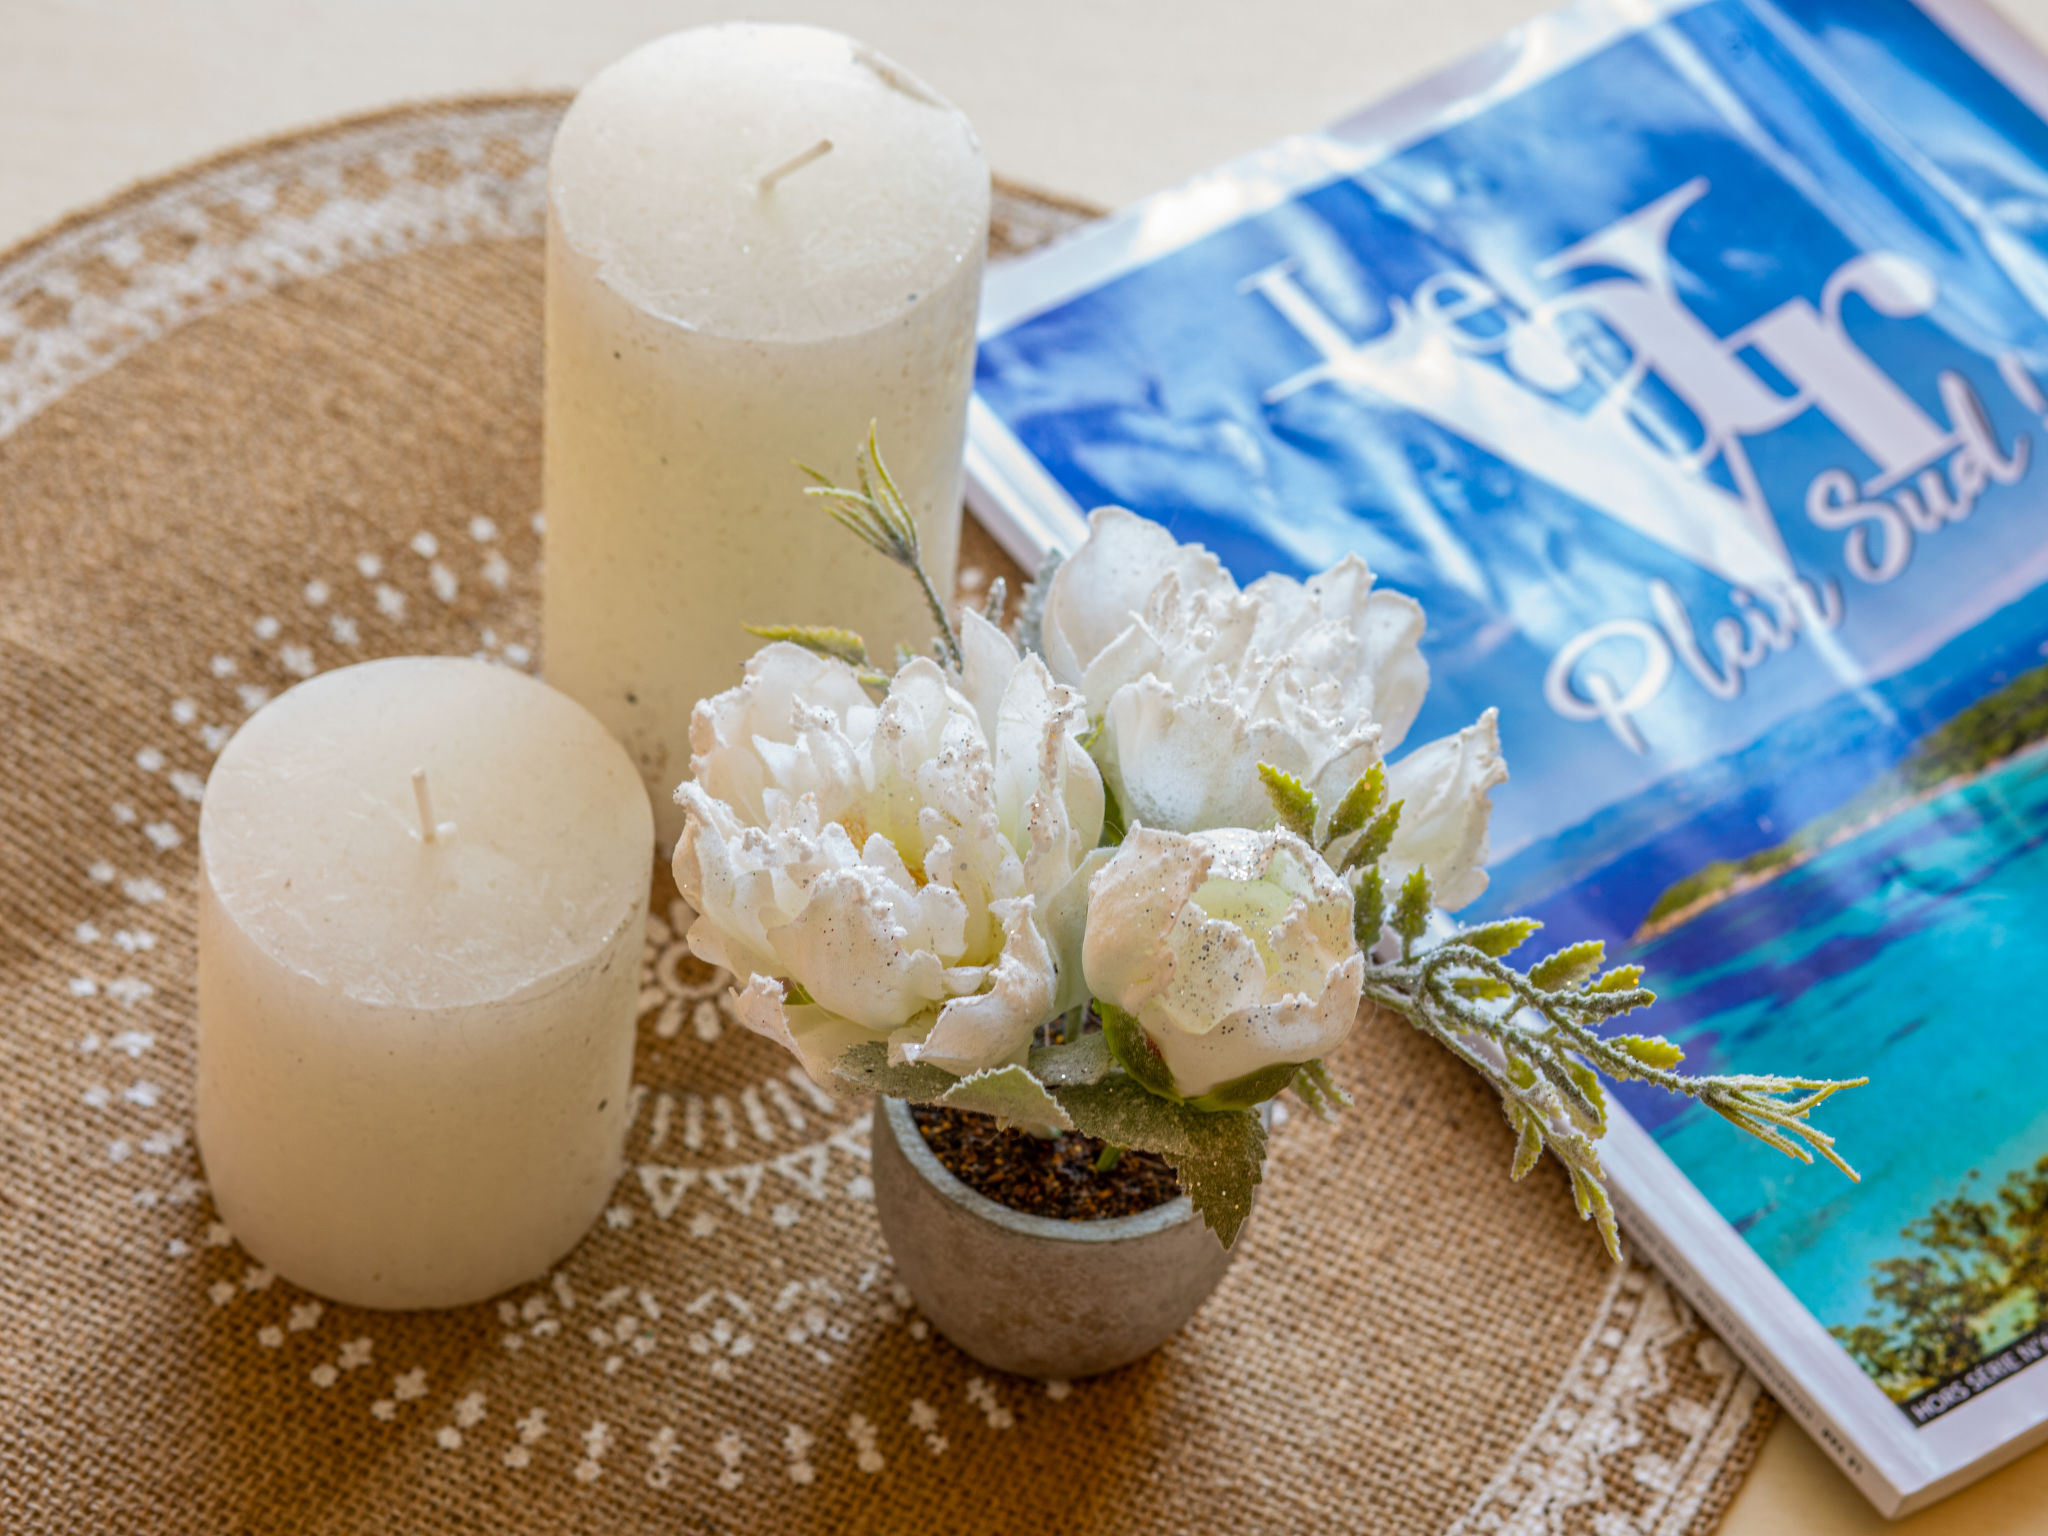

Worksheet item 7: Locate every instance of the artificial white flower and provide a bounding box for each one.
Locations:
[1376,707,1507,912]
[1081,825,1364,1102]
[1043,506,1504,909]
[675,622,1103,1085]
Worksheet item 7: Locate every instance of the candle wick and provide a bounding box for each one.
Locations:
[411,767,440,844]
[757,138,834,195]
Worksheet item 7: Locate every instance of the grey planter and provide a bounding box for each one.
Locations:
[869,1096,1240,1379]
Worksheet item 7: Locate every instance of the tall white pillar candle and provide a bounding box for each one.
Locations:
[196,658,654,1310]
[543,23,991,849]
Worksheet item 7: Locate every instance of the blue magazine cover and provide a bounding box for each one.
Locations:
[967,0,2048,1512]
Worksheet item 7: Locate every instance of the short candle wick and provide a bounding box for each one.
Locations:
[757,138,834,195]
[410,767,455,843]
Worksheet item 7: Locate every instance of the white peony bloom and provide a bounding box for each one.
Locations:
[1041,509,1428,832]
[675,621,1104,1086]
[1082,825,1364,1104]
[1044,506,1505,909]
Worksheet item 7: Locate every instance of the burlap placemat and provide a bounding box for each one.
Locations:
[0,97,1774,1534]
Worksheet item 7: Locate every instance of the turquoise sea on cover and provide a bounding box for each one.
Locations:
[1634,748,2048,1339]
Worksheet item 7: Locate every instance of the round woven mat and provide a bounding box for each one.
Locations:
[0,97,1772,1534]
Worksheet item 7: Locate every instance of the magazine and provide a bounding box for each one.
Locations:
[964,0,2048,1514]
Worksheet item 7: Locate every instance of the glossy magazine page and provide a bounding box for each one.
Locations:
[967,0,2048,1512]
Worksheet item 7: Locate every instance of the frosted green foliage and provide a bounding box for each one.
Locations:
[1352,867,1385,954]
[1324,763,1386,844]
[1015,550,1063,659]
[1027,1032,1114,1086]
[833,1041,957,1102]
[1291,1060,1353,1122]
[980,576,1008,626]
[1391,867,1433,958]
[1057,1074,1267,1246]
[939,1065,1073,1135]
[1258,763,1319,842]
[740,623,890,688]
[1360,936,1865,1260]
[800,422,963,668]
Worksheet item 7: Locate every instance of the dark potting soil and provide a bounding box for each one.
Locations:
[910,1103,1181,1221]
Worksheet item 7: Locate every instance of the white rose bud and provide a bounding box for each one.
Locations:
[1082,825,1364,1106]
[1380,708,1507,912]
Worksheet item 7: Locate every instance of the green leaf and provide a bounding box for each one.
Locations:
[1452,975,1514,1002]
[1589,964,1645,994]
[1505,1055,1538,1092]
[1027,1032,1114,1087]
[1097,1002,1179,1101]
[1392,866,1433,955]
[801,426,964,670]
[939,1065,1073,1134]
[1353,866,1386,954]
[1058,1074,1266,1247]
[859,421,922,559]
[1568,1164,1622,1260]
[1258,762,1320,842]
[1185,1061,1301,1112]
[1566,1060,1610,1135]
[1291,1059,1354,1121]
[829,1040,957,1104]
[1458,918,1542,958]
[1530,939,1606,993]
[784,980,817,1007]
[802,423,923,568]
[1324,764,1386,845]
[1506,1103,1545,1181]
[741,623,870,668]
[1612,1034,1684,1071]
[1340,800,1405,873]
[1532,1056,1603,1137]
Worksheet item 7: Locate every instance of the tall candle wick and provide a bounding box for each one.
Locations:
[757,138,834,195]
[411,766,454,844]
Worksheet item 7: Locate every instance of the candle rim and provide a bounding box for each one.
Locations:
[547,22,991,345]
[200,656,656,1012]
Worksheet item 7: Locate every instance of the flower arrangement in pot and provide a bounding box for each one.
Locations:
[672,432,1865,1379]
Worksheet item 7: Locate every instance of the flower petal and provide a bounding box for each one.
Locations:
[688,642,875,822]
[1041,507,1231,686]
[902,897,1055,1075]
[730,975,874,1091]
[1383,708,1508,911]
[765,868,964,1030]
[1100,677,1310,834]
[672,784,791,982]
[1082,825,1211,1017]
[1148,954,1364,1099]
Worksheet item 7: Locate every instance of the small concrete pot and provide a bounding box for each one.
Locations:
[869,1096,1240,1379]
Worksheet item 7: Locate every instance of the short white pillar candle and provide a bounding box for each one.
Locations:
[195,657,654,1309]
[543,22,991,849]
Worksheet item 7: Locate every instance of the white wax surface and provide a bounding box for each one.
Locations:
[196,657,654,1309]
[543,23,990,849]
[547,24,988,342]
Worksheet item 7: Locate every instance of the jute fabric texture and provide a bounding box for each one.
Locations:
[0,97,1773,1535]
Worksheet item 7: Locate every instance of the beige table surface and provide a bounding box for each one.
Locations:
[6,0,2048,1528]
